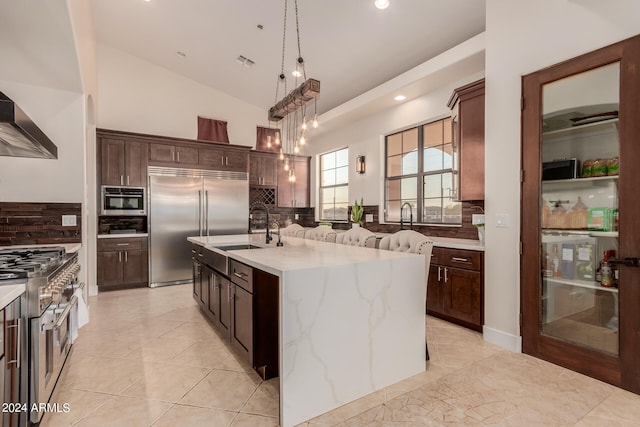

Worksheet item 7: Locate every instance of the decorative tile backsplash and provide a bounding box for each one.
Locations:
[0,202,82,245]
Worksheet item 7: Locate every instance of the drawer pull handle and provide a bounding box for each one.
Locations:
[451,257,469,262]
[233,271,247,279]
[198,253,204,257]
[116,243,130,246]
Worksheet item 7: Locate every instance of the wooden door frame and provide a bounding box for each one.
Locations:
[521,33,640,392]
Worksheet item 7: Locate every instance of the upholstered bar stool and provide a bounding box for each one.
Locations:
[379,230,434,360]
[304,225,337,242]
[281,223,305,237]
[335,227,377,248]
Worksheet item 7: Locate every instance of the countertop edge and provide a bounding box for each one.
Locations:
[97,233,149,239]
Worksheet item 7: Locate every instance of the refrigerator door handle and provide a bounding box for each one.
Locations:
[205,190,210,236]
[198,190,203,236]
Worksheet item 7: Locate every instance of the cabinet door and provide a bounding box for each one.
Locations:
[261,155,278,186]
[293,157,310,207]
[98,251,124,288]
[125,141,148,186]
[100,138,125,186]
[249,154,261,186]
[427,265,443,315]
[224,149,249,172]
[192,259,201,300]
[217,277,232,336]
[231,284,253,361]
[149,143,176,163]
[198,147,225,169]
[208,270,220,321]
[277,165,293,207]
[176,146,198,164]
[122,249,148,287]
[445,268,482,326]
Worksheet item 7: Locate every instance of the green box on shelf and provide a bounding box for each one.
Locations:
[588,207,613,231]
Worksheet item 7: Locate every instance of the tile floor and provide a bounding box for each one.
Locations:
[42,284,640,426]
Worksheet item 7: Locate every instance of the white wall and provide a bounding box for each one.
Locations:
[97,44,266,146]
[483,0,640,350]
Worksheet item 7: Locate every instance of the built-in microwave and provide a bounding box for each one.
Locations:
[101,186,146,216]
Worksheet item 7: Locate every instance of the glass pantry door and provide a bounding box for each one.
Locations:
[521,34,640,393]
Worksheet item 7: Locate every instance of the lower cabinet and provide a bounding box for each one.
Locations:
[427,247,483,331]
[191,245,278,379]
[97,237,149,291]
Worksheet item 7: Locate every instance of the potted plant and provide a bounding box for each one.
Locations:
[351,198,364,228]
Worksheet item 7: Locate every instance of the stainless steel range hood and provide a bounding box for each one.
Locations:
[0,91,58,159]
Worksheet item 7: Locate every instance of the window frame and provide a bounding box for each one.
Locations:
[383,117,462,226]
[319,147,349,222]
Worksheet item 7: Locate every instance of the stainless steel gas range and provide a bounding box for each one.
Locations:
[0,246,84,426]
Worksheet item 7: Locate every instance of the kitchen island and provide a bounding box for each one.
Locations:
[188,234,426,427]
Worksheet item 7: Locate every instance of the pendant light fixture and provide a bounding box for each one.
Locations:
[268,0,321,182]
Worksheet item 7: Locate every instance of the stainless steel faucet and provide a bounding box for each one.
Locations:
[272,222,284,246]
[249,202,272,244]
[400,202,413,230]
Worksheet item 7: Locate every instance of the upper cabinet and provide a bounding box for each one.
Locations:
[448,79,485,201]
[199,146,249,173]
[149,144,198,165]
[277,156,310,207]
[521,34,640,394]
[249,152,278,187]
[99,136,148,187]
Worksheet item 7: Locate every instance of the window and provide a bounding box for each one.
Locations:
[384,118,461,224]
[320,148,349,221]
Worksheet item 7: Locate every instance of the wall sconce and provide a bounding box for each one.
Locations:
[356,155,366,174]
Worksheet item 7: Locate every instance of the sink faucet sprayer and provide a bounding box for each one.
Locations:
[249,202,272,244]
[400,202,413,230]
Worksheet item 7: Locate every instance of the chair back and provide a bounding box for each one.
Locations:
[281,223,304,237]
[379,230,428,253]
[335,227,376,248]
[304,225,337,242]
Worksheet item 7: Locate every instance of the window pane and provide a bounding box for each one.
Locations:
[442,172,454,199]
[423,147,443,172]
[387,155,402,177]
[322,169,336,186]
[321,205,334,219]
[400,200,417,221]
[386,200,401,222]
[423,174,441,198]
[443,143,453,170]
[336,148,349,167]
[335,166,348,185]
[335,203,349,221]
[423,199,442,222]
[335,185,348,204]
[322,152,336,170]
[423,121,442,147]
[403,128,418,153]
[403,151,418,175]
[443,199,462,224]
[387,179,401,200]
[443,118,452,143]
[321,187,334,204]
[387,133,402,156]
[401,177,417,199]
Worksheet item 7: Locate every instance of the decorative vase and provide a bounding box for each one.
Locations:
[477,226,485,244]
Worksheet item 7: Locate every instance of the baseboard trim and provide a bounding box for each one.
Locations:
[483,325,522,353]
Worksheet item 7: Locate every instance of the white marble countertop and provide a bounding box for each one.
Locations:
[188,234,421,277]
[0,243,82,253]
[374,232,484,252]
[97,233,148,239]
[0,283,25,309]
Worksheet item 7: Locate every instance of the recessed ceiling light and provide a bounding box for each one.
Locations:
[394,95,406,101]
[375,0,389,9]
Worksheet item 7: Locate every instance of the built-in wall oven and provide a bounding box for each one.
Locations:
[101,185,146,216]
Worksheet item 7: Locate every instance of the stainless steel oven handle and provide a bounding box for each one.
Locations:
[7,318,20,368]
[54,296,77,329]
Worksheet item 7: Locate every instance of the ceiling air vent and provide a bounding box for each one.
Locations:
[236,55,255,68]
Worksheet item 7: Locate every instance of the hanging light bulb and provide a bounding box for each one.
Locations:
[279,148,284,160]
[299,131,306,146]
[284,158,290,171]
[267,135,272,149]
[292,57,304,77]
[275,131,281,145]
[301,116,307,130]
[294,144,299,153]
[312,113,319,128]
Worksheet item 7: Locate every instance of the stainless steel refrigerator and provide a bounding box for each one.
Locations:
[148,166,248,287]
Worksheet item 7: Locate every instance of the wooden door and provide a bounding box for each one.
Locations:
[426,265,443,314]
[208,269,221,321]
[293,157,310,207]
[521,34,640,393]
[223,149,249,172]
[100,138,125,186]
[124,141,148,186]
[149,143,176,163]
[198,147,225,169]
[122,249,148,287]
[218,277,232,336]
[175,146,198,164]
[98,251,124,288]
[192,259,201,300]
[446,268,481,326]
[231,283,252,362]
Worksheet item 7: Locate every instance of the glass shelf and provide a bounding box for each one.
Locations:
[543,117,619,140]
[542,175,618,191]
[542,229,618,238]
[544,276,618,293]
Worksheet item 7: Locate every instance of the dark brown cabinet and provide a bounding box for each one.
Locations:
[149,143,198,165]
[97,237,149,291]
[199,146,249,172]
[99,137,148,187]
[448,79,485,201]
[249,152,278,186]
[427,247,483,331]
[277,156,310,207]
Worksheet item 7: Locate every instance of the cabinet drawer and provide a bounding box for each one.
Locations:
[98,238,147,252]
[229,259,253,293]
[432,247,482,271]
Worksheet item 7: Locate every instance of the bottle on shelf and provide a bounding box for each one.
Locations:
[600,250,616,288]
